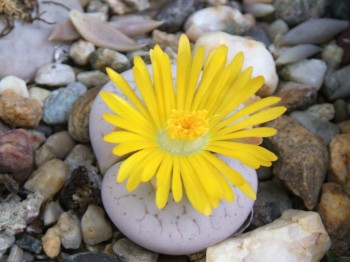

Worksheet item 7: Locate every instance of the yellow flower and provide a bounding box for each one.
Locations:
[100,34,286,216]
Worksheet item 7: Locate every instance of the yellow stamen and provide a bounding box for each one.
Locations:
[166,110,209,140]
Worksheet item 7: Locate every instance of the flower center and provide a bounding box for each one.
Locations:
[166,110,209,140]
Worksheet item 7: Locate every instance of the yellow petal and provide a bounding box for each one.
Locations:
[141,150,165,182]
[112,140,157,156]
[172,156,183,202]
[211,127,277,141]
[156,153,173,209]
[104,131,155,143]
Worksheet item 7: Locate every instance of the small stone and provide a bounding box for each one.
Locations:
[0,192,43,235]
[25,219,44,235]
[156,0,204,33]
[251,180,292,229]
[67,252,119,262]
[184,6,254,41]
[59,166,102,215]
[28,87,51,105]
[42,227,61,258]
[265,116,328,209]
[317,183,350,256]
[35,131,75,167]
[0,129,33,183]
[207,209,331,262]
[0,76,28,97]
[43,201,64,226]
[0,90,42,128]
[81,205,113,246]
[328,134,350,193]
[290,111,340,144]
[0,233,15,257]
[0,174,19,202]
[276,81,317,112]
[15,235,42,254]
[53,44,71,64]
[245,24,271,47]
[89,48,131,73]
[280,59,327,90]
[77,71,109,88]
[35,63,76,87]
[338,120,350,134]
[105,0,150,14]
[274,0,328,26]
[267,19,289,42]
[68,87,101,142]
[7,245,24,262]
[324,65,350,100]
[24,159,67,202]
[321,41,344,69]
[306,103,335,121]
[64,145,96,172]
[26,130,46,151]
[113,238,158,262]
[334,99,348,123]
[70,40,96,66]
[42,82,87,125]
[56,212,82,249]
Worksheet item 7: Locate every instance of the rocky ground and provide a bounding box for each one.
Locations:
[0,0,350,261]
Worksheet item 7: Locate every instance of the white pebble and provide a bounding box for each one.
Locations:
[70,40,96,65]
[56,212,82,249]
[35,63,76,86]
[0,75,28,97]
[7,245,24,262]
[43,201,64,226]
[81,205,113,246]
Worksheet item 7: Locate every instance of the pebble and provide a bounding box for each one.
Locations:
[28,87,51,105]
[77,71,109,88]
[321,41,344,69]
[267,19,289,43]
[306,103,335,121]
[89,48,131,73]
[290,111,340,144]
[274,0,327,26]
[251,180,292,228]
[104,0,150,14]
[113,238,159,262]
[0,90,42,128]
[43,201,64,226]
[81,205,113,246]
[0,174,19,202]
[243,3,274,18]
[54,44,71,64]
[280,59,327,90]
[245,24,271,47]
[337,27,350,65]
[324,65,350,100]
[35,131,75,167]
[0,0,82,81]
[276,82,317,112]
[207,209,331,262]
[24,159,67,202]
[25,219,43,235]
[15,235,43,254]
[338,120,350,134]
[265,116,328,210]
[0,192,43,235]
[281,18,349,45]
[87,0,109,13]
[0,233,15,257]
[42,227,61,258]
[156,0,204,33]
[35,63,76,87]
[67,252,118,262]
[330,0,350,20]
[42,82,87,125]
[317,183,350,256]
[0,75,28,97]
[184,6,254,41]
[275,44,322,65]
[64,145,96,172]
[0,129,33,183]
[59,165,102,215]
[56,212,82,249]
[328,134,350,193]
[334,99,348,123]
[68,87,101,142]
[195,32,278,97]
[7,245,24,262]
[70,40,96,66]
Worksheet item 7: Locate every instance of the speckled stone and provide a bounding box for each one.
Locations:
[89,48,131,73]
[67,252,119,262]
[77,71,109,88]
[113,238,158,262]
[306,103,335,121]
[324,65,350,100]
[64,144,96,172]
[35,63,76,87]
[70,40,96,66]
[15,235,42,254]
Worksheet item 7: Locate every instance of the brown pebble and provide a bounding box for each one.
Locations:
[42,227,61,258]
[0,129,33,183]
[337,27,350,65]
[0,90,42,128]
[68,87,101,143]
[337,120,350,133]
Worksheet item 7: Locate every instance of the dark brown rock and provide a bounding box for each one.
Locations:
[265,116,328,210]
[0,90,42,128]
[68,87,101,143]
[328,134,350,193]
[276,82,317,112]
[337,26,350,65]
[0,129,33,182]
[317,182,350,256]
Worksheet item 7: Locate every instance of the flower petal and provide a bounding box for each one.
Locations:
[156,153,173,209]
[172,156,183,202]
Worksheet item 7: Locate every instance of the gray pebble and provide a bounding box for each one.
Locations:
[77,70,109,88]
[290,111,340,144]
[15,235,42,254]
[334,99,348,123]
[306,103,335,121]
[0,233,15,257]
[53,44,71,64]
[64,145,95,172]
[56,212,82,249]
[324,65,350,100]
[42,82,86,125]
[67,252,119,262]
[43,201,64,226]
[89,48,131,73]
[321,41,344,69]
[7,245,24,262]
[113,238,159,262]
[35,63,76,87]
[245,24,271,46]
[267,19,289,42]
